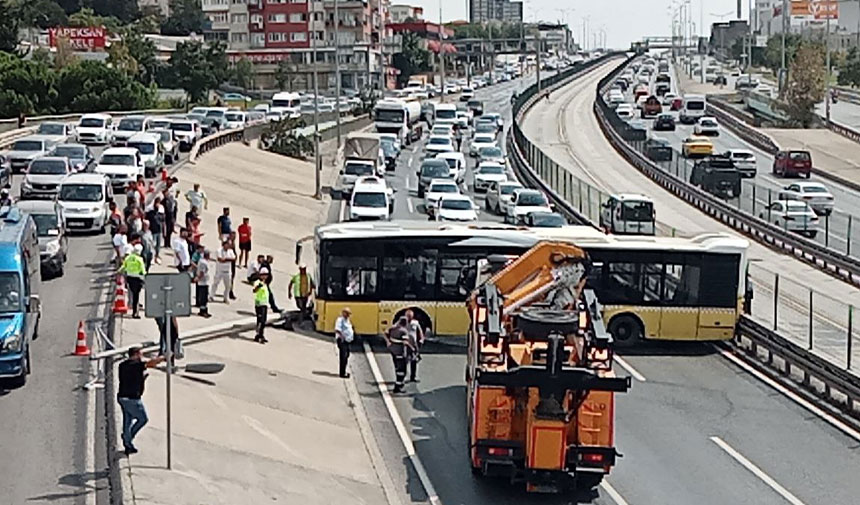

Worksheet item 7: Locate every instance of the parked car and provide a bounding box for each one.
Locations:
[759,200,819,238]
[778,181,834,215]
[75,113,114,144]
[20,156,72,199]
[94,147,144,190]
[652,113,676,131]
[644,137,673,162]
[57,173,114,233]
[773,150,812,178]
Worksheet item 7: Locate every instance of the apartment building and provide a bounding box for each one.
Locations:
[389,4,422,23]
[220,0,392,91]
[469,0,522,24]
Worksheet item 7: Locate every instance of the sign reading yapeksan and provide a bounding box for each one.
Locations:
[48,27,107,49]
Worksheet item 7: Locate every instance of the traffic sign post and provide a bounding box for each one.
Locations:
[144,273,192,470]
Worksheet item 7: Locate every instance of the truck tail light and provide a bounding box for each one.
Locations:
[581,453,605,463]
[488,447,513,457]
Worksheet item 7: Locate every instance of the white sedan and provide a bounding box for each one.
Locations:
[470,133,497,157]
[423,178,460,214]
[778,181,834,216]
[473,162,508,191]
[505,188,553,224]
[425,135,455,155]
[759,200,819,238]
[434,194,478,222]
[662,92,677,105]
[694,116,720,136]
[485,181,523,215]
[616,104,635,120]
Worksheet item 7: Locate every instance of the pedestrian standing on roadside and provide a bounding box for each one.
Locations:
[287,264,315,322]
[194,249,212,318]
[246,254,264,283]
[162,187,177,246]
[262,255,282,313]
[253,268,270,343]
[185,205,199,231]
[334,307,354,378]
[216,207,232,242]
[119,243,147,318]
[108,201,123,237]
[145,198,164,263]
[212,239,235,303]
[405,309,424,383]
[227,231,238,300]
[185,183,208,213]
[172,228,191,272]
[189,216,204,246]
[237,217,252,268]
[117,347,165,455]
[384,316,410,393]
[140,221,155,271]
[113,224,129,264]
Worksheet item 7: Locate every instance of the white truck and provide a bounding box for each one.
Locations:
[339,133,384,195]
[373,98,423,145]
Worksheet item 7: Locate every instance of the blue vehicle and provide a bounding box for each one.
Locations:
[0,206,41,387]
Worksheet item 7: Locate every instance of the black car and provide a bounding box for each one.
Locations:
[614,78,628,91]
[417,159,451,197]
[467,99,484,116]
[524,211,567,228]
[645,137,673,162]
[653,113,676,131]
[690,155,741,199]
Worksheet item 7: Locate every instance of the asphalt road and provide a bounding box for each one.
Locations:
[514,58,860,505]
[0,139,190,504]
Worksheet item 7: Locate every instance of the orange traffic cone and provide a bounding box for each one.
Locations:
[113,277,129,315]
[74,320,90,356]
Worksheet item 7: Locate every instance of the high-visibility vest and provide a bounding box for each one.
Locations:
[122,253,146,277]
[253,280,269,306]
[291,272,313,297]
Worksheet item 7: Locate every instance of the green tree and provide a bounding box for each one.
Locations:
[261,117,314,159]
[107,37,139,75]
[12,0,68,30]
[123,29,159,84]
[89,0,139,23]
[161,0,206,36]
[763,33,803,73]
[53,34,78,69]
[781,43,826,127]
[68,7,122,33]
[274,60,294,91]
[163,40,228,103]
[837,47,860,87]
[392,32,430,87]
[0,0,20,53]
[230,57,255,91]
[55,60,155,112]
[0,54,58,116]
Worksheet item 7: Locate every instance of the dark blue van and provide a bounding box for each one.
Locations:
[0,206,41,387]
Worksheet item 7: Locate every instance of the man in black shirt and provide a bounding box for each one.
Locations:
[117,347,165,455]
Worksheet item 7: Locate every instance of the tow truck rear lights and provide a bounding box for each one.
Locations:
[488,447,514,457]
[581,453,605,463]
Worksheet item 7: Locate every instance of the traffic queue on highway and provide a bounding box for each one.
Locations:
[606,53,838,240]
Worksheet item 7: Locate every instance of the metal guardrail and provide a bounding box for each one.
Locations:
[736,315,860,419]
[0,108,185,135]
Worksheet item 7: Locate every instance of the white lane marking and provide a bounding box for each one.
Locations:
[613,355,647,382]
[407,197,414,214]
[600,480,632,505]
[714,346,860,443]
[362,341,442,505]
[710,436,806,505]
[339,199,346,222]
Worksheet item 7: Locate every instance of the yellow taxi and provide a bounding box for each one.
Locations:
[681,136,714,158]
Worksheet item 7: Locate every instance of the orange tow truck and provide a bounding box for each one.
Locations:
[466,242,631,493]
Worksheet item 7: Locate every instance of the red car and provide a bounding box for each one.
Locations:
[773,150,812,178]
[670,97,683,111]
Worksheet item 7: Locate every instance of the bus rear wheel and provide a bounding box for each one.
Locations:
[608,315,642,347]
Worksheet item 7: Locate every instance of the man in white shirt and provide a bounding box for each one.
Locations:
[172,228,191,272]
[212,239,236,303]
[184,183,208,213]
[334,307,354,378]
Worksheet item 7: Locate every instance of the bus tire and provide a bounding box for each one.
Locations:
[608,314,643,347]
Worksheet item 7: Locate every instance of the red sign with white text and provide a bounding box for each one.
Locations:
[48,27,107,49]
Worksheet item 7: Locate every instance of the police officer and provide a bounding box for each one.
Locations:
[385,317,411,393]
[253,267,270,343]
[119,243,147,318]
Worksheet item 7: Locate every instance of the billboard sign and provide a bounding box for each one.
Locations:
[48,26,107,49]
[810,0,838,20]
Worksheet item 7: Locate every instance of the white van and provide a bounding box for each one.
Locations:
[679,94,707,124]
[433,103,458,126]
[126,132,163,178]
[95,147,143,189]
[349,176,393,221]
[225,110,247,129]
[58,173,114,233]
[599,193,656,235]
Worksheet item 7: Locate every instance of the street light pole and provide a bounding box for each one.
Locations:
[826,7,832,124]
[780,0,788,93]
[312,17,321,200]
[438,0,445,102]
[334,0,341,149]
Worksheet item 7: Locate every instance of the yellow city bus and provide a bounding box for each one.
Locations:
[313,221,749,345]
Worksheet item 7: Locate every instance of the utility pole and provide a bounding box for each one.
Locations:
[334,0,341,149]
[489,21,494,85]
[536,31,541,91]
[312,18,321,200]
[780,0,788,93]
[438,0,445,102]
[379,0,385,94]
[826,5,832,124]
